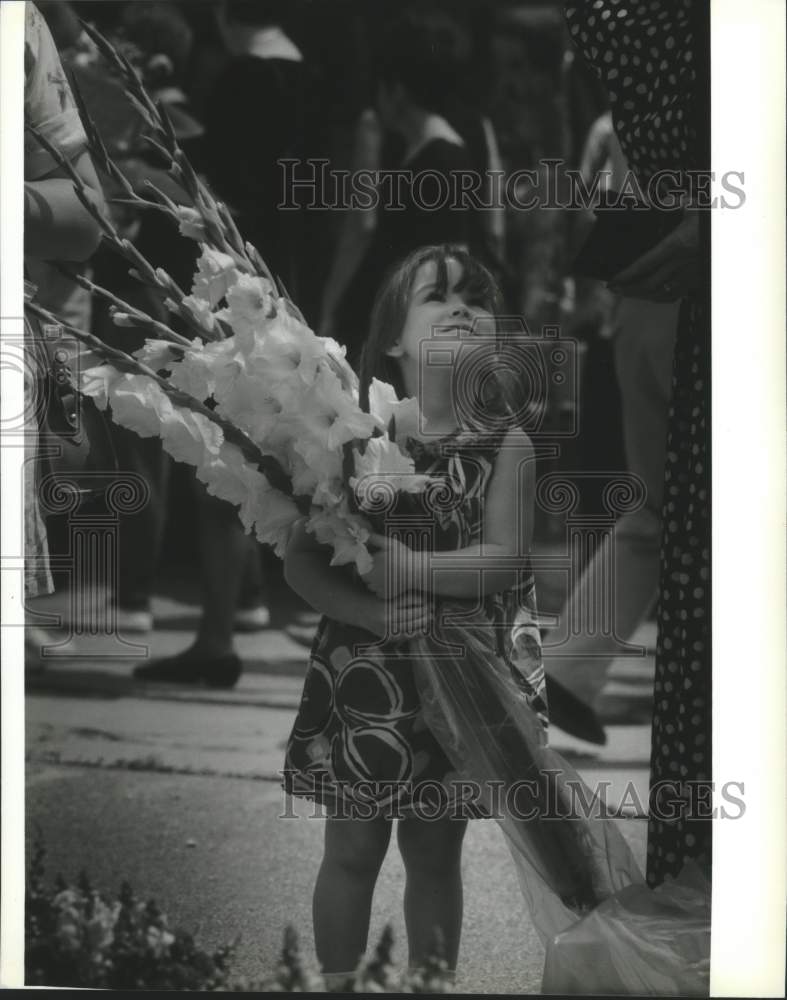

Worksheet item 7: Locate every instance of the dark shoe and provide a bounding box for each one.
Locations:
[545,675,607,746]
[133,650,242,689]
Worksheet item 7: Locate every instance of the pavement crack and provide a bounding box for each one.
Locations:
[25,751,282,783]
[68,727,124,742]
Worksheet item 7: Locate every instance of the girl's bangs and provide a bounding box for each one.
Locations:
[415,248,501,316]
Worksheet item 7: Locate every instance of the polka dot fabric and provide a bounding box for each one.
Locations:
[647,296,710,886]
[565,0,711,888]
[565,0,698,189]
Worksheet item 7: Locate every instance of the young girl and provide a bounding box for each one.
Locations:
[283,245,545,987]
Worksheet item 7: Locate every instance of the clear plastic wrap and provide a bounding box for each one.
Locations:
[408,601,645,947]
[541,861,711,995]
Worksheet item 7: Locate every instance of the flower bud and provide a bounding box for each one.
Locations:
[111,311,135,327]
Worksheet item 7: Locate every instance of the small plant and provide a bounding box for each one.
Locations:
[25,835,233,990]
[261,924,323,993]
[356,922,400,992]
[404,928,455,994]
[25,836,455,991]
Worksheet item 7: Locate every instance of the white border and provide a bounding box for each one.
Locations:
[710,0,786,994]
[1,0,27,989]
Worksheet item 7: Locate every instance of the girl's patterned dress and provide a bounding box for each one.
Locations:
[283,428,547,816]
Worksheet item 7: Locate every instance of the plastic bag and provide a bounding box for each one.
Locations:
[542,861,711,995]
[408,601,644,946]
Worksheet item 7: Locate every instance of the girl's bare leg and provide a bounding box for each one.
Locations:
[313,815,393,975]
[397,815,467,969]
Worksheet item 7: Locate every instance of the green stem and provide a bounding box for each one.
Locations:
[61,267,193,347]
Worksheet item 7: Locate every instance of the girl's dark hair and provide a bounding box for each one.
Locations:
[359,245,519,428]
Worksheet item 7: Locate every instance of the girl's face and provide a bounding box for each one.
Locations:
[390,258,495,365]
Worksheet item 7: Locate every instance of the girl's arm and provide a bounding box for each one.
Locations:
[284,520,432,637]
[24,149,105,262]
[363,428,536,600]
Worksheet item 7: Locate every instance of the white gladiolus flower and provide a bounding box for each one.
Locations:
[312,478,345,510]
[176,205,207,241]
[133,339,183,372]
[350,435,434,508]
[80,364,125,411]
[196,442,258,507]
[322,335,349,365]
[192,247,238,307]
[368,378,426,441]
[306,503,372,575]
[108,375,171,437]
[248,310,326,387]
[292,436,344,486]
[179,294,218,336]
[225,273,275,345]
[246,489,301,556]
[290,449,344,508]
[215,374,287,444]
[205,339,245,399]
[289,451,321,496]
[258,411,303,466]
[160,407,223,467]
[296,368,377,450]
[168,350,214,402]
[236,470,281,534]
[167,338,244,403]
[353,434,414,478]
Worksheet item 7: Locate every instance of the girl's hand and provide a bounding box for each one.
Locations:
[366,592,432,640]
[361,533,424,600]
[608,211,700,302]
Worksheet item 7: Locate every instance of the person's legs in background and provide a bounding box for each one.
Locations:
[234,522,270,630]
[133,478,267,688]
[108,423,171,631]
[544,297,679,714]
[89,278,171,632]
[192,485,265,660]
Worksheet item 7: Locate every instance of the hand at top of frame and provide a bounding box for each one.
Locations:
[609,210,700,303]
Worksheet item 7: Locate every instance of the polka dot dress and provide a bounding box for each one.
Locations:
[565,0,698,190]
[565,0,711,887]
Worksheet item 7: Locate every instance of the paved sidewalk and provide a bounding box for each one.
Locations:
[23,589,655,992]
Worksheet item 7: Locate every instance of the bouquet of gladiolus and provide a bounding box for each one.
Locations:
[25,21,433,574]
